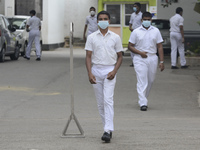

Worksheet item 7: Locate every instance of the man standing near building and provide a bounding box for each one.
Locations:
[83,7,98,42]
[24,10,41,61]
[85,11,123,143]
[128,12,164,111]
[170,7,188,69]
[129,2,142,67]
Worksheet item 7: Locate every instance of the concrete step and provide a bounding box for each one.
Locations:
[64,37,85,48]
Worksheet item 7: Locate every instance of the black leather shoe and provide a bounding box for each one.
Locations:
[36,58,41,61]
[101,132,111,143]
[140,105,148,111]
[181,65,189,69]
[171,66,179,69]
[23,55,30,60]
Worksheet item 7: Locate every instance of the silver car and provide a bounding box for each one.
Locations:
[7,15,42,56]
[152,19,171,54]
[0,14,20,62]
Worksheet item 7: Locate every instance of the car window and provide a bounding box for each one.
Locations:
[3,17,10,27]
[7,18,27,30]
[152,20,170,29]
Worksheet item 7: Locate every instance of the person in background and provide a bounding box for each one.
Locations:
[129,2,143,67]
[24,10,41,61]
[128,12,164,111]
[85,11,123,143]
[170,7,188,69]
[83,7,98,42]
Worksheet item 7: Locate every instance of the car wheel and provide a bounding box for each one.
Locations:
[10,46,20,60]
[21,42,27,56]
[0,46,6,62]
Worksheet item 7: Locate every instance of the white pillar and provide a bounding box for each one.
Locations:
[5,0,15,16]
[42,0,65,46]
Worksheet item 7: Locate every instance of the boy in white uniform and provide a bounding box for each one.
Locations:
[129,2,142,67]
[170,7,188,69]
[128,12,164,111]
[24,10,41,61]
[83,7,98,42]
[85,11,123,143]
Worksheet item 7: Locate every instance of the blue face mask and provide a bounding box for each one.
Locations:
[98,21,109,29]
[133,7,137,12]
[142,20,151,28]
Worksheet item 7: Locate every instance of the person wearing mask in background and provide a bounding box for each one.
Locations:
[170,7,188,69]
[85,11,123,143]
[129,2,142,67]
[83,7,98,42]
[128,12,164,111]
[24,10,41,61]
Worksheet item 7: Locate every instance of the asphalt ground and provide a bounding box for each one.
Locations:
[0,48,200,150]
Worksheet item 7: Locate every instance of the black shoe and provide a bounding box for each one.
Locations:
[171,66,179,69]
[36,58,41,61]
[130,63,134,67]
[140,105,148,111]
[101,132,111,143]
[23,55,30,60]
[181,65,189,69]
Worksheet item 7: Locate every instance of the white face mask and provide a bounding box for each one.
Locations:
[98,21,109,29]
[90,11,95,15]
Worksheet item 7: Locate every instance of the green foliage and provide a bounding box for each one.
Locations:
[189,41,200,55]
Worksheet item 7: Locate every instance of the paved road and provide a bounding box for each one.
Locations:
[0,48,200,150]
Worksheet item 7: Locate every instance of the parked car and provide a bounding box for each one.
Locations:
[7,15,42,56]
[0,14,20,62]
[151,19,171,54]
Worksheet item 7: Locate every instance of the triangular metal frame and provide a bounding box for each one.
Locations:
[61,22,85,138]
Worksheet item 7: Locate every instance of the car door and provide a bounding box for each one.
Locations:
[2,16,16,53]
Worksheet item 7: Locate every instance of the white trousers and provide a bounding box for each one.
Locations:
[92,65,116,132]
[133,54,158,106]
[26,30,41,58]
[170,32,186,66]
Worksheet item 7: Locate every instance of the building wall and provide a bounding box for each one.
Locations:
[64,0,98,39]
[157,0,200,31]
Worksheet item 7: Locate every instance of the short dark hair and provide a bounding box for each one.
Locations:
[97,11,110,20]
[30,10,36,15]
[142,12,152,19]
[134,2,141,9]
[90,7,96,11]
[176,7,183,14]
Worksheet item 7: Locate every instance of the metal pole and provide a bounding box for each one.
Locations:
[61,22,84,138]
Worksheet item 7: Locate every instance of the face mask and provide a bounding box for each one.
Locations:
[142,20,151,28]
[90,11,95,15]
[133,7,137,12]
[98,21,109,29]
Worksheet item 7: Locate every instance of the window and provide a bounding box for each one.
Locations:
[124,4,147,26]
[106,5,121,24]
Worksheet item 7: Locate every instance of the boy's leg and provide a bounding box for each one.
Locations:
[34,31,41,58]
[170,32,178,66]
[26,31,35,58]
[146,55,158,98]
[177,34,186,66]
[134,56,148,106]
[103,76,116,132]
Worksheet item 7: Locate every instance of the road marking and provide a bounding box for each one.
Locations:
[0,86,61,96]
[0,86,33,92]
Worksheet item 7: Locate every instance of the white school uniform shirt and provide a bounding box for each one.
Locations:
[85,30,123,65]
[129,25,163,54]
[27,16,41,31]
[85,15,98,36]
[170,14,184,33]
[129,11,142,30]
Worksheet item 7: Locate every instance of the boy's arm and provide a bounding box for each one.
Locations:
[83,25,87,42]
[128,42,147,58]
[107,51,123,80]
[85,50,96,84]
[157,43,165,71]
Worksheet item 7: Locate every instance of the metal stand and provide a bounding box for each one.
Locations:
[61,22,85,138]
